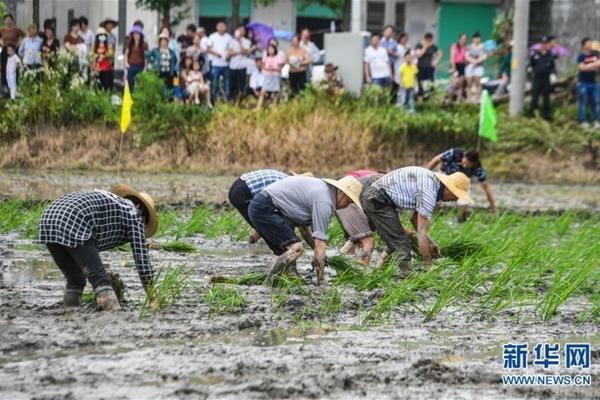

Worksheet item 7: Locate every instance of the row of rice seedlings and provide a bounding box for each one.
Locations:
[161,241,197,253]
[206,284,247,315]
[139,265,194,318]
[271,274,311,308]
[208,272,267,285]
[0,199,48,238]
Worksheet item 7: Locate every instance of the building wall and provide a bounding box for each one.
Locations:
[251,0,296,32]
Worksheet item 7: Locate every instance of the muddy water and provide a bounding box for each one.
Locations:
[1,169,599,211]
[0,233,598,400]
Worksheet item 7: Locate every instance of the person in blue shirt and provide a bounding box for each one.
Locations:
[427,148,496,213]
[577,37,600,129]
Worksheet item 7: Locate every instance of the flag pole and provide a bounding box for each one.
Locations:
[117,131,124,180]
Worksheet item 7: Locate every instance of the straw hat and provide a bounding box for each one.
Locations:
[100,18,118,28]
[434,172,473,204]
[158,33,169,42]
[291,171,314,177]
[322,176,363,210]
[111,184,159,237]
[95,27,107,35]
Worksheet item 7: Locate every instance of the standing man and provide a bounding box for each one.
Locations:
[576,37,600,128]
[229,169,289,243]
[100,18,118,52]
[427,148,496,213]
[300,28,320,82]
[528,36,556,121]
[362,167,472,271]
[78,16,94,51]
[364,34,392,88]
[248,175,362,285]
[380,25,399,96]
[0,14,25,87]
[208,21,232,103]
[415,32,442,102]
[228,25,251,103]
[38,185,158,312]
[18,23,43,70]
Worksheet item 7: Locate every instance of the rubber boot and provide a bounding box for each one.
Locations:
[95,287,122,312]
[63,288,83,307]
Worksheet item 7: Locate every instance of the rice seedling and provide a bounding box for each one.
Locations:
[139,266,193,318]
[155,209,181,238]
[161,241,197,253]
[271,274,311,308]
[206,284,247,315]
[208,272,268,285]
[0,200,47,238]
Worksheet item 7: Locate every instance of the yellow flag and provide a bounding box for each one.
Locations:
[120,81,133,134]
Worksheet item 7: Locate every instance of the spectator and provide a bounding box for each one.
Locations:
[186,59,211,107]
[180,55,193,101]
[123,20,144,51]
[5,44,21,99]
[318,62,344,96]
[577,37,600,128]
[394,32,409,88]
[415,32,442,102]
[41,25,59,69]
[147,33,178,98]
[465,31,487,101]
[450,33,468,101]
[380,25,399,95]
[186,34,204,62]
[528,35,556,121]
[285,34,310,95]
[229,25,251,103]
[397,51,418,114]
[90,27,114,91]
[159,26,181,72]
[124,25,148,92]
[178,23,196,48]
[196,27,211,81]
[207,21,232,103]
[79,16,93,51]
[300,28,320,81]
[18,23,43,70]
[100,18,118,51]
[364,34,392,88]
[255,43,281,111]
[0,14,25,87]
[494,40,512,99]
[63,18,85,78]
[248,58,264,98]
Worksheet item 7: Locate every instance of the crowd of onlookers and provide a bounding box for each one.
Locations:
[0,13,598,126]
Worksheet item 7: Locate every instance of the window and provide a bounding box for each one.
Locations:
[366,2,385,34]
[395,2,406,33]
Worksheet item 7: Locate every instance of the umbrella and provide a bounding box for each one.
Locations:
[247,22,275,48]
[483,39,497,52]
[530,42,570,57]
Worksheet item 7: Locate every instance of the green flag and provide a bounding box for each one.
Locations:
[479,90,497,142]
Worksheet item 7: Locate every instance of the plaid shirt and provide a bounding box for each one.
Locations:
[441,148,487,183]
[38,190,154,288]
[241,169,288,196]
[373,166,441,220]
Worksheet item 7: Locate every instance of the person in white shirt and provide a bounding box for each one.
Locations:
[364,34,392,87]
[249,58,264,98]
[18,23,43,69]
[196,27,211,79]
[5,44,21,99]
[228,25,251,103]
[207,21,232,103]
[300,28,320,81]
[78,16,94,51]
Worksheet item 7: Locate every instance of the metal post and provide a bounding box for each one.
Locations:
[509,0,530,117]
[351,0,361,33]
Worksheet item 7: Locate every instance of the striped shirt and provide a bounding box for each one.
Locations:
[373,166,441,220]
[38,190,154,288]
[241,169,288,196]
[441,148,487,182]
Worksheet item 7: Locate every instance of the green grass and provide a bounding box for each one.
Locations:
[206,284,247,315]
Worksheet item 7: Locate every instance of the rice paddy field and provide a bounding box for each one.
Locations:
[0,175,599,400]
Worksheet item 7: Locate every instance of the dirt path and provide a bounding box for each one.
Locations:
[0,234,598,400]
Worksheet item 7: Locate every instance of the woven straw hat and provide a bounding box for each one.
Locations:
[111,184,159,237]
[322,176,363,210]
[434,172,473,204]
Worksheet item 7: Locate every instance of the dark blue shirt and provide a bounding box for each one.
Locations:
[577,52,599,83]
[440,147,487,183]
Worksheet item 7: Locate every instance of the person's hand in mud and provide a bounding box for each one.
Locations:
[312,239,327,285]
[429,239,442,259]
[147,240,161,250]
[148,294,159,311]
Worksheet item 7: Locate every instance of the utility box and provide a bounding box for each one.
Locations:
[324,32,370,96]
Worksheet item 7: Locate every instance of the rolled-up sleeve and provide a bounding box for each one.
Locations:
[128,218,154,289]
[311,201,334,241]
[415,175,438,221]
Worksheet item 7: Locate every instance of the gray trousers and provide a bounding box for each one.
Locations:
[361,186,411,269]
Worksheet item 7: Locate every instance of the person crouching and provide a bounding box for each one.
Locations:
[248,175,362,285]
[38,184,158,311]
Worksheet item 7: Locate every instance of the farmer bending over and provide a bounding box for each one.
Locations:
[361,166,472,271]
[38,184,158,311]
[248,175,362,285]
[427,148,496,213]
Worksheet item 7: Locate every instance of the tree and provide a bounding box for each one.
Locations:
[135,0,190,29]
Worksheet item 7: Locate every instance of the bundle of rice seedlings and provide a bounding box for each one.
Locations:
[161,241,197,253]
[208,272,267,286]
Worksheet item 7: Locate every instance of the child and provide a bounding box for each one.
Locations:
[186,59,211,107]
[397,51,418,114]
[248,58,264,98]
[255,44,281,111]
[5,45,21,99]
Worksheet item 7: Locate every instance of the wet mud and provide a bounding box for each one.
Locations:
[0,232,598,400]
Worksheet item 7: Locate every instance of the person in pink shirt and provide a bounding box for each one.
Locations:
[450,33,468,101]
[255,42,281,111]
